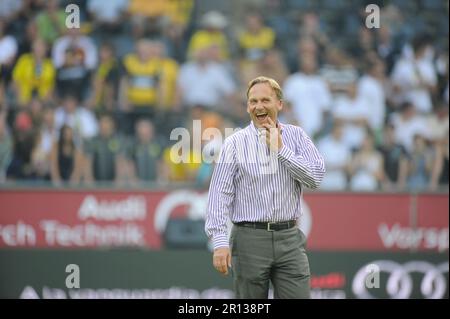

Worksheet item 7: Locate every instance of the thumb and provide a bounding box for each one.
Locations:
[227,252,232,268]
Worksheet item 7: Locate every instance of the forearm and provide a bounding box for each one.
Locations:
[205,142,236,249]
[277,144,325,189]
[206,186,234,249]
[205,167,235,249]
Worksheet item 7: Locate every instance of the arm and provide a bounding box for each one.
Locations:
[205,139,237,250]
[70,148,84,185]
[277,127,326,189]
[50,143,62,186]
[205,139,237,276]
[428,143,443,191]
[396,155,409,190]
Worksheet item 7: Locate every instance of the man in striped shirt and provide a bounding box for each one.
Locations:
[205,76,325,299]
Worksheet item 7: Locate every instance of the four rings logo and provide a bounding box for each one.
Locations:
[352,260,449,299]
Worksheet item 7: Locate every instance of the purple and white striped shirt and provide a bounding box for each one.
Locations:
[205,121,325,249]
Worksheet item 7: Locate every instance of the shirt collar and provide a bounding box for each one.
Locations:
[249,120,284,136]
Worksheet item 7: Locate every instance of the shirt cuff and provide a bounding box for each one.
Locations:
[212,234,229,250]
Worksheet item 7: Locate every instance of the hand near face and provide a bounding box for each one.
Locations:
[261,117,283,152]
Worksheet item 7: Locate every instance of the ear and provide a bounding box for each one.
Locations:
[246,102,250,114]
[277,99,283,111]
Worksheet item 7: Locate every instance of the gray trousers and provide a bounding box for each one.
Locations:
[230,225,311,299]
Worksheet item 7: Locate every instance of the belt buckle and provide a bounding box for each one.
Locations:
[267,222,275,232]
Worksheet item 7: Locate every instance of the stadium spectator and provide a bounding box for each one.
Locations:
[237,12,275,64]
[50,124,83,186]
[195,111,224,187]
[426,104,449,143]
[239,49,288,102]
[391,34,438,113]
[0,0,24,27]
[389,102,429,153]
[127,0,193,28]
[121,39,178,108]
[83,113,127,184]
[406,134,437,191]
[283,52,332,138]
[35,0,66,44]
[87,42,120,114]
[349,132,384,191]
[332,83,371,150]
[126,118,163,184]
[87,0,129,36]
[320,46,358,96]
[0,112,12,182]
[349,26,375,60]
[6,111,36,180]
[177,43,237,114]
[0,19,18,100]
[376,26,400,74]
[52,27,98,101]
[120,38,179,133]
[31,106,57,181]
[187,11,229,62]
[52,27,98,69]
[378,123,409,191]
[26,97,45,137]
[436,132,449,189]
[161,136,202,183]
[317,122,351,190]
[12,38,55,106]
[54,94,99,144]
[357,58,387,132]
[125,0,194,60]
[15,16,39,57]
[298,11,329,54]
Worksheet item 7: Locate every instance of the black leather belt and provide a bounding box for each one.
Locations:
[234,220,297,231]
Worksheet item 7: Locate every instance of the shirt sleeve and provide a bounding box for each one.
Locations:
[277,127,326,189]
[205,137,237,250]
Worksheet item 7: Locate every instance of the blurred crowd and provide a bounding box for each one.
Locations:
[0,0,448,191]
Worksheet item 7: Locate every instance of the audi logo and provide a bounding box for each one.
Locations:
[352,260,449,299]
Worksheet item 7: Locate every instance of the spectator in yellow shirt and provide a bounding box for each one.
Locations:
[238,12,275,63]
[121,39,179,109]
[13,38,55,106]
[161,143,202,183]
[127,0,193,28]
[187,11,229,62]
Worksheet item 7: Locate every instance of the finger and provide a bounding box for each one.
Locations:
[227,253,232,268]
[219,261,228,275]
[214,256,227,274]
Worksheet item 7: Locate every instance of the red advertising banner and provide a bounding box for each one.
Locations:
[303,193,448,251]
[0,189,448,251]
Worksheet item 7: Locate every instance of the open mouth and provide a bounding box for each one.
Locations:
[255,112,268,121]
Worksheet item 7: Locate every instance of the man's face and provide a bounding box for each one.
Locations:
[247,83,282,128]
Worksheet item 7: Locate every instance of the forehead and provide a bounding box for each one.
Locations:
[248,82,277,99]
